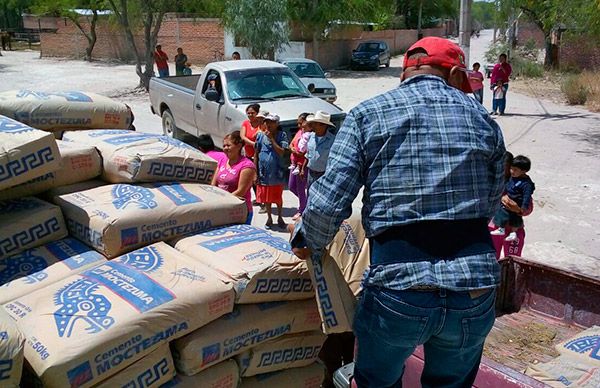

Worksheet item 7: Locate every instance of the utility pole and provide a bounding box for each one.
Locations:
[458,0,472,66]
[417,0,423,40]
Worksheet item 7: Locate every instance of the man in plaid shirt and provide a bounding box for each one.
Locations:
[292,37,506,387]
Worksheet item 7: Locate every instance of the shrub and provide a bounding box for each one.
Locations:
[512,57,544,78]
[561,74,588,105]
[579,71,600,112]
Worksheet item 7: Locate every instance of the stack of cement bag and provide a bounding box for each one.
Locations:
[0,90,134,137]
[166,224,326,387]
[0,117,252,387]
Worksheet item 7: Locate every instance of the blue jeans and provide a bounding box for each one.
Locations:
[158,68,169,78]
[353,286,496,388]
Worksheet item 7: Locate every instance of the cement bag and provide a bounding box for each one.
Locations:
[525,354,600,387]
[62,130,217,184]
[0,90,132,131]
[95,343,175,388]
[174,225,313,304]
[2,242,234,388]
[172,299,321,376]
[236,331,326,377]
[0,141,102,201]
[239,363,325,388]
[52,182,247,258]
[0,237,106,304]
[307,216,369,334]
[556,326,600,367]
[0,197,67,260]
[42,179,106,199]
[163,360,239,388]
[0,307,25,388]
[0,115,61,191]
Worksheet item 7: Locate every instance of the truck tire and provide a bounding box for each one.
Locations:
[161,109,178,138]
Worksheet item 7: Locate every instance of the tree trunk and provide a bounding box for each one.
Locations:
[544,35,558,69]
[84,11,98,62]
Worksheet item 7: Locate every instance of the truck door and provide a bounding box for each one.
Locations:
[193,70,224,139]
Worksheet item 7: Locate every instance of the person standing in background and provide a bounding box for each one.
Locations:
[490,53,512,115]
[175,47,188,76]
[305,111,336,190]
[469,62,485,104]
[154,44,169,77]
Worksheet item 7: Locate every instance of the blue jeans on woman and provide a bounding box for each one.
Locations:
[353,285,496,388]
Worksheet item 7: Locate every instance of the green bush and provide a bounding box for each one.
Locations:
[561,75,588,105]
[513,57,544,78]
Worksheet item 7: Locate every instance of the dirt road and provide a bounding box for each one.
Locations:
[0,32,598,270]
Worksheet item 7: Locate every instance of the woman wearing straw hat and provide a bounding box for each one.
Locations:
[254,113,289,229]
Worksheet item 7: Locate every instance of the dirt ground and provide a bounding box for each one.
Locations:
[0,30,599,271]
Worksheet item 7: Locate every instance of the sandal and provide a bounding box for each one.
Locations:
[277,218,286,228]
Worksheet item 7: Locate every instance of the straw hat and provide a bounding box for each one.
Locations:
[256,110,269,119]
[306,110,335,128]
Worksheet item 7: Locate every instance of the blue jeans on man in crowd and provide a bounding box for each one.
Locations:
[353,285,496,388]
[492,83,508,114]
[158,68,169,78]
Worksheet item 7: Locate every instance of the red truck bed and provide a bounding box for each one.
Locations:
[402,255,600,387]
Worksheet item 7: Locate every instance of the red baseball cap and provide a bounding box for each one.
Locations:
[403,37,472,93]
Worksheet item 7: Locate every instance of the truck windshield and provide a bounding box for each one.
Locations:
[226,67,311,101]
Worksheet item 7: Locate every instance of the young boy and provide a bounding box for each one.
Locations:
[182,62,192,75]
[491,155,535,241]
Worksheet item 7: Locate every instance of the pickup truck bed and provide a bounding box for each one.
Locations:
[401,255,600,387]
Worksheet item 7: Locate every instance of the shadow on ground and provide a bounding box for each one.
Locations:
[328,65,402,80]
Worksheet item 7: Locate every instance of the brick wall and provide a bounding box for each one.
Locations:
[560,33,600,70]
[306,27,446,69]
[40,14,224,64]
[517,21,545,49]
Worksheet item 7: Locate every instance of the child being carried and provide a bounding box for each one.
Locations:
[491,155,535,241]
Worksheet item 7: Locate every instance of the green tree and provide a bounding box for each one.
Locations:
[472,0,496,29]
[287,0,394,62]
[395,0,457,30]
[221,0,288,60]
[33,0,104,61]
[0,0,33,30]
[106,0,169,90]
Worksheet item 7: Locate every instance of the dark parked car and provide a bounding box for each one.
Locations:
[350,41,391,70]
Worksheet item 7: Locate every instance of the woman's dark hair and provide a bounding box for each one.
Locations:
[499,53,507,59]
[224,130,244,146]
[246,104,260,113]
[298,112,310,120]
[512,155,531,171]
[473,62,480,68]
[197,134,216,153]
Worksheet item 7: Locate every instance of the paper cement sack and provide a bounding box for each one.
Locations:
[0,237,106,304]
[0,307,25,388]
[0,141,102,201]
[0,115,61,191]
[239,363,325,388]
[236,331,326,377]
[162,360,239,388]
[2,242,234,388]
[95,343,176,388]
[556,326,600,367]
[0,197,67,260]
[42,179,106,199]
[172,299,321,375]
[53,182,247,258]
[307,216,369,334]
[0,90,132,131]
[525,354,600,388]
[174,225,313,304]
[62,130,217,184]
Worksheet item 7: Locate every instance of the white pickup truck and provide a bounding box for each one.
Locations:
[149,60,346,147]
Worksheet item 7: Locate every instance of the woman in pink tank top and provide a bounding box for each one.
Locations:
[211,131,256,224]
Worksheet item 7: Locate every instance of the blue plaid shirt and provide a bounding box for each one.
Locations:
[294,75,506,291]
